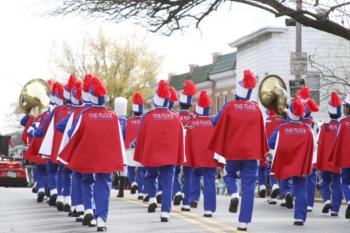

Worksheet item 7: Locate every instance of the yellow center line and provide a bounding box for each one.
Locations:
[120,197,238,233]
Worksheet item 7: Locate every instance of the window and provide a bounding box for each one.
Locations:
[216,96,220,114]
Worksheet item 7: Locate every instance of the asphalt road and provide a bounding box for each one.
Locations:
[0,187,349,233]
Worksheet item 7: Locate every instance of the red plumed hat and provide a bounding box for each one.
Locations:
[298,86,310,99]
[157,80,170,99]
[169,87,179,103]
[51,82,58,94]
[56,83,64,99]
[92,77,107,97]
[72,80,82,100]
[133,92,144,105]
[182,80,197,96]
[293,97,305,117]
[66,74,77,91]
[83,74,93,92]
[198,90,211,108]
[307,98,319,112]
[330,91,341,107]
[243,69,257,89]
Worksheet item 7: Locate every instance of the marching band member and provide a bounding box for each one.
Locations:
[269,97,314,226]
[208,70,268,232]
[114,97,128,198]
[124,92,145,199]
[185,90,222,217]
[134,80,185,222]
[178,80,197,208]
[298,86,319,212]
[58,77,126,231]
[315,91,342,216]
[329,91,350,219]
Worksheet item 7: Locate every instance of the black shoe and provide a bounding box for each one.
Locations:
[190,201,198,208]
[156,194,162,204]
[36,192,45,203]
[143,195,149,203]
[271,188,280,199]
[56,201,64,211]
[48,194,57,206]
[258,189,266,198]
[160,217,168,222]
[32,186,37,194]
[83,213,94,226]
[294,221,304,226]
[130,185,138,194]
[117,176,126,198]
[237,227,247,231]
[63,204,71,212]
[203,214,212,217]
[229,198,239,213]
[76,217,83,222]
[345,204,350,219]
[267,199,277,205]
[148,203,157,213]
[173,195,183,206]
[285,193,294,209]
[72,211,84,217]
[138,196,143,200]
[97,226,107,232]
[181,207,190,212]
[280,202,286,208]
[331,212,338,217]
[68,209,76,217]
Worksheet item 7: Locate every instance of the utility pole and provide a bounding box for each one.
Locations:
[295,0,302,80]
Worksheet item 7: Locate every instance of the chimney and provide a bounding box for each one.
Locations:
[212,52,222,64]
[189,64,198,74]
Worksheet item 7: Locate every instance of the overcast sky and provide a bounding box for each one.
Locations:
[0,0,286,133]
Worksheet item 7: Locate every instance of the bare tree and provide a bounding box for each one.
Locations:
[51,0,350,40]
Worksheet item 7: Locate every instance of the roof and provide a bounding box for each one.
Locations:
[209,52,236,75]
[169,73,189,90]
[229,27,287,48]
[190,64,213,84]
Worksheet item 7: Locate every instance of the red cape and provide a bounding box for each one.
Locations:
[208,100,268,161]
[271,123,314,179]
[329,116,350,168]
[185,116,221,168]
[134,108,185,167]
[50,105,72,163]
[260,115,285,167]
[21,116,34,145]
[23,112,49,165]
[315,121,340,173]
[59,107,125,173]
[124,117,142,149]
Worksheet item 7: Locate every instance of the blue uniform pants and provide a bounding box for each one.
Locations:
[201,167,216,212]
[306,168,317,207]
[57,165,63,195]
[144,166,175,213]
[137,167,146,194]
[81,173,94,210]
[94,173,112,221]
[225,160,258,224]
[320,171,342,213]
[128,166,136,184]
[62,167,73,197]
[280,178,292,198]
[191,168,201,203]
[36,164,47,191]
[182,166,193,206]
[46,161,58,191]
[292,176,307,221]
[341,168,350,203]
[258,164,278,189]
[172,166,182,195]
[71,172,83,207]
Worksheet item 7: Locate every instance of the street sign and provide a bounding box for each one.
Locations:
[306,72,321,89]
[290,52,307,75]
[289,79,305,97]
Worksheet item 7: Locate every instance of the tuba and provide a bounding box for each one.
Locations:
[258,75,288,116]
[19,79,50,117]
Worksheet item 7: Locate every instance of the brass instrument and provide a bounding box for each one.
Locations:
[19,79,50,116]
[258,75,288,116]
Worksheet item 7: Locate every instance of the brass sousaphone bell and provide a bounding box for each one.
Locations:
[19,79,50,117]
[258,75,288,116]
